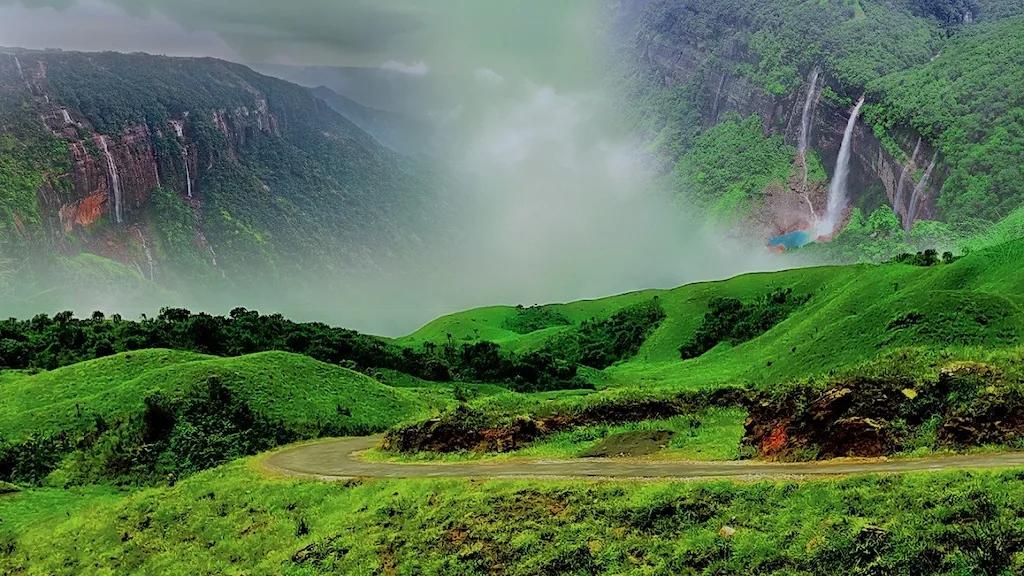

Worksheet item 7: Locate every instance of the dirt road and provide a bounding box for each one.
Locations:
[262,436,1024,481]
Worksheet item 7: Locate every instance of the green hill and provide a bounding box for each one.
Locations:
[401,238,1024,392]
[0,350,433,484]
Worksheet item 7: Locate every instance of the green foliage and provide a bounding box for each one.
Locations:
[0,350,429,484]
[3,50,444,289]
[673,115,796,219]
[0,87,69,252]
[148,186,210,279]
[868,17,1024,223]
[680,289,810,359]
[502,305,570,335]
[0,307,583,392]
[543,298,667,369]
[801,205,912,262]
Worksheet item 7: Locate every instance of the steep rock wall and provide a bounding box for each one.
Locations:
[633,3,944,231]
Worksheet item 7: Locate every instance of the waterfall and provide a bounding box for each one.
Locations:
[711,73,729,123]
[894,137,921,220]
[816,95,865,237]
[797,66,823,220]
[97,136,123,224]
[13,55,23,79]
[798,66,822,157]
[136,228,156,281]
[60,108,73,125]
[906,151,939,231]
[184,153,193,198]
[170,120,192,198]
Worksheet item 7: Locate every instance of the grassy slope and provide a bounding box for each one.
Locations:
[0,350,434,442]
[369,407,748,463]
[402,239,1024,394]
[3,459,1024,575]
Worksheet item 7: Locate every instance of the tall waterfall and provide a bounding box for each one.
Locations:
[13,55,23,80]
[906,151,939,231]
[894,137,921,220]
[798,66,822,157]
[184,154,193,199]
[816,95,865,237]
[170,120,192,198]
[797,66,823,220]
[97,136,123,224]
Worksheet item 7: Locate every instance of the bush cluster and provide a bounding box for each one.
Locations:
[680,289,809,359]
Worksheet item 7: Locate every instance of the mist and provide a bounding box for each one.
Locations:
[0,0,787,336]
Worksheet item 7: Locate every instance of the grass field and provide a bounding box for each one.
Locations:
[4,458,1024,575]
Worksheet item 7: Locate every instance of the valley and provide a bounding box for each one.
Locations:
[3,1,1024,574]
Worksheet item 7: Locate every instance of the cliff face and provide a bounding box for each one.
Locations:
[1,49,440,291]
[631,1,944,233]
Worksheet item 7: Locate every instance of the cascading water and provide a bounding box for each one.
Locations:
[170,120,192,198]
[97,136,123,224]
[60,108,73,125]
[798,66,822,158]
[184,155,193,198]
[906,151,939,231]
[815,95,865,237]
[13,55,23,79]
[797,66,823,221]
[894,137,921,220]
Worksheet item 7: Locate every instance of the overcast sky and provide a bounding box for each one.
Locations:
[0,0,603,85]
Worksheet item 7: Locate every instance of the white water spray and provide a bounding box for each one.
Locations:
[13,55,23,79]
[97,136,123,224]
[815,95,865,237]
[60,108,73,125]
[906,151,939,231]
[894,137,921,220]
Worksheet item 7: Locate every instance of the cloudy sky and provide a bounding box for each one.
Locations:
[0,0,603,85]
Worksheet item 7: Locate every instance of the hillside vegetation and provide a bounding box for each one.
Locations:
[624,1,1024,259]
[0,350,433,484]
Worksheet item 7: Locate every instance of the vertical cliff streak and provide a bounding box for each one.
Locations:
[170,120,193,198]
[97,135,123,224]
[907,151,939,231]
[798,66,822,158]
[894,137,922,222]
[133,226,156,281]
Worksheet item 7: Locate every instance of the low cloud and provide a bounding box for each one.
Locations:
[473,67,504,85]
[380,59,429,75]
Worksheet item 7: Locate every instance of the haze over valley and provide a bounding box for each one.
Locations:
[3,2,1024,574]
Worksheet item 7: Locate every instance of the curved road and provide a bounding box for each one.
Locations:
[262,436,1024,481]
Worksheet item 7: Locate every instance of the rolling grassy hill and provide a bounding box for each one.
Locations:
[0,349,431,443]
[0,349,442,484]
[400,238,1024,393]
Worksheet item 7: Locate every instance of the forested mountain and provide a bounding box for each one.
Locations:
[617,0,1024,260]
[0,49,445,312]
